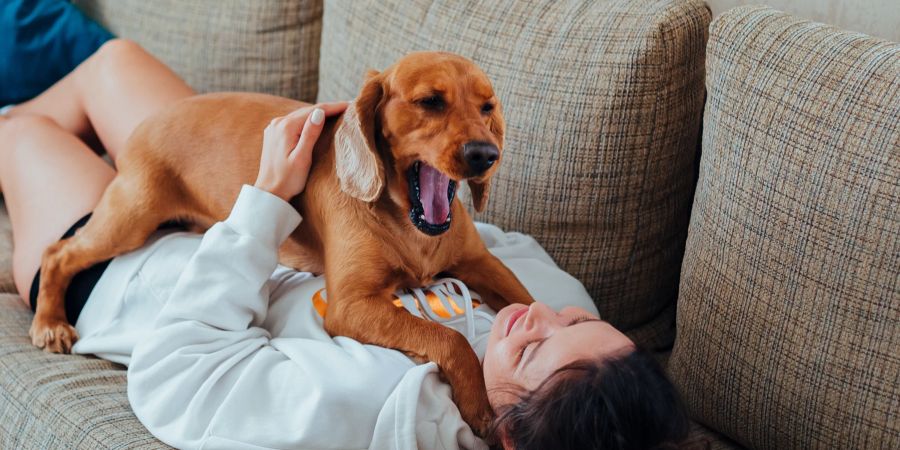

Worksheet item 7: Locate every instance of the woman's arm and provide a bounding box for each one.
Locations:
[127,182,412,449]
[125,104,413,449]
[128,102,486,450]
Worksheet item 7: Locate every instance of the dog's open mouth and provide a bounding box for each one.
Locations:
[407,161,457,236]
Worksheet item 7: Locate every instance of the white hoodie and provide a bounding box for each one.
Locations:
[69,185,599,450]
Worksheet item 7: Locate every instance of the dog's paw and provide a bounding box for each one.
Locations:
[443,349,495,439]
[29,317,78,354]
[458,394,494,439]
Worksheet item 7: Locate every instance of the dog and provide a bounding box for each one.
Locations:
[29,51,535,435]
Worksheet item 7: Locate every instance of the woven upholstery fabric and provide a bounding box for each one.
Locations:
[669,6,900,449]
[318,0,710,351]
[0,293,170,448]
[73,0,323,101]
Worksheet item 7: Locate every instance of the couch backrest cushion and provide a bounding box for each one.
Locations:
[73,0,323,102]
[317,0,710,350]
[668,6,899,449]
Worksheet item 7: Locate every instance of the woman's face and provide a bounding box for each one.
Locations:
[482,302,634,409]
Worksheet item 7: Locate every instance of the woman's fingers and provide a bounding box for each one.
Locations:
[315,101,350,116]
[281,101,348,124]
[274,102,349,155]
[254,101,350,200]
[290,108,324,166]
[271,112,310,150]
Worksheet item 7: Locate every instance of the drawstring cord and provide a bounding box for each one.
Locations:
[399,278,492,340]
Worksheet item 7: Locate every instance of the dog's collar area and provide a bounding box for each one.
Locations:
[407,161,456,236]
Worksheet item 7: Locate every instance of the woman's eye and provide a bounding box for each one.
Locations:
[417,95,445,111]
[516,339,539,362]
[567,316,595,326]
[481,102,494,114]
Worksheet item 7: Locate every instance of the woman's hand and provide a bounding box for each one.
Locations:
[254,102,349,201]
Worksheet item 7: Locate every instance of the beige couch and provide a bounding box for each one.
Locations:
[0,1,896,448]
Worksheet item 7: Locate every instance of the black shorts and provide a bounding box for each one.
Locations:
[30,213,112,324]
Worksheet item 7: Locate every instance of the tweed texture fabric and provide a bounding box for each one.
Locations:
[669,6,900,449]
[318,0,710,351]
[0,293,170,448]
[73,0,323,102]
[0,203,13,294]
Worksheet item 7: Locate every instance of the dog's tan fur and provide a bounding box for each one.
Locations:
[30,51,534,434]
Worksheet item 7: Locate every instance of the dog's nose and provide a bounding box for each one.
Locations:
[462,141,499,175]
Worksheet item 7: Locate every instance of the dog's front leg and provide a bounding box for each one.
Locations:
[448,249,535,312]
[322,276,493,438]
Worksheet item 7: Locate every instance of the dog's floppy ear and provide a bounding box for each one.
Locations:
[334,71,385,202]
[467,101,504,212]
[468,180,491,212]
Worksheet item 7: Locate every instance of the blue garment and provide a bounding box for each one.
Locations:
[1,0,113,105]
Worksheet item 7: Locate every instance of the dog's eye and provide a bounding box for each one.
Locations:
[481,102,494,114]
[417,95,445,111]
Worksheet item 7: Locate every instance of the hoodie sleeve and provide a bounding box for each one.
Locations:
[126,185,410,450]
[371,362,488,450]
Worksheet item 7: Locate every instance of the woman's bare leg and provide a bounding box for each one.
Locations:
[4,39,194,162]
[0,38,194,307]
[0,116,115,308]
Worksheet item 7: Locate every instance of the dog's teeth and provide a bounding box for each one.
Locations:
[420,214,426,220]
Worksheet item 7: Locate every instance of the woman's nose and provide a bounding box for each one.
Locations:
[522,302,559,332]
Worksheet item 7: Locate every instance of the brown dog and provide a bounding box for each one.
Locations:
[30,51,535,434]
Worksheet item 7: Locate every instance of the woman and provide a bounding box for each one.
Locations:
[0,39,690,449]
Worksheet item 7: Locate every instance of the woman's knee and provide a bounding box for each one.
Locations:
[0,115,62,163]
[95,38,147,61]
[90,39,154,78]
[2,113,59,133]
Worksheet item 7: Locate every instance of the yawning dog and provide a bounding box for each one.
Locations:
[30,51,535,435]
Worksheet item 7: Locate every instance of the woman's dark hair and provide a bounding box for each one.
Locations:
[491,348,690,450]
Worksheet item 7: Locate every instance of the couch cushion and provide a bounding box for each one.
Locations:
[0,202,15,294]
[0,293,169,448]
[669,6,900,449]
[73,0,323,102]
[317,0,710,351]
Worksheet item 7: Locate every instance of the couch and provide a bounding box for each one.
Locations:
[0,1,896,448]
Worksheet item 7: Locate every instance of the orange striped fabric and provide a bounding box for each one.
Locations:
[310,287,481,319]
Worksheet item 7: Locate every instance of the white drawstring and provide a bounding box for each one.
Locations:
[393,277,491,340]
[397,289,423,318]
[438,278,476,339]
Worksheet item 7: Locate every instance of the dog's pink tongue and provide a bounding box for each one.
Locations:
[419,163,450,225]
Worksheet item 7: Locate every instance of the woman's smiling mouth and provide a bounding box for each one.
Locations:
[506,307,528,337]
